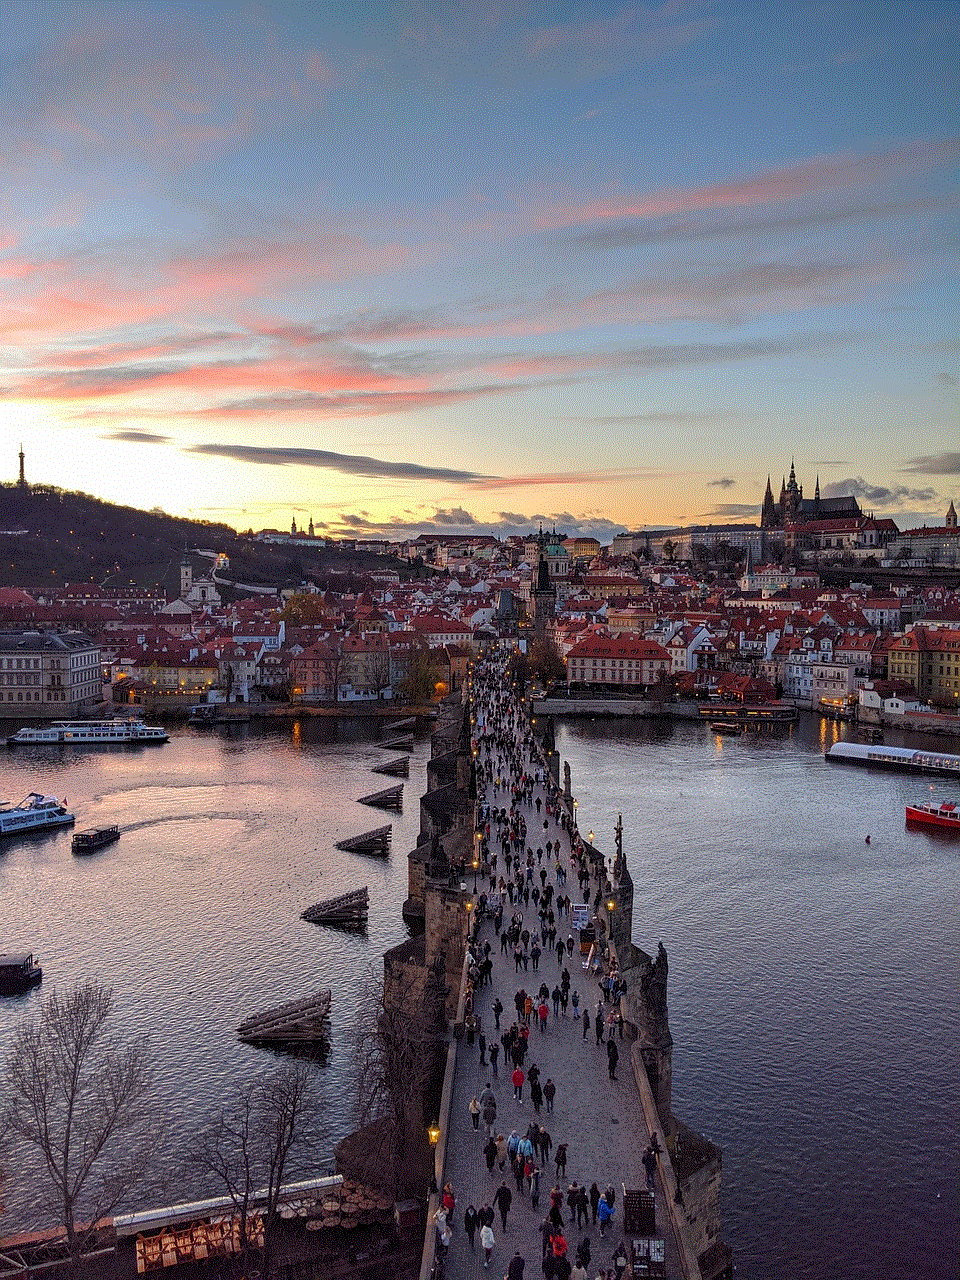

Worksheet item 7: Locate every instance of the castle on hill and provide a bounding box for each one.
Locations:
[760,460,862,529]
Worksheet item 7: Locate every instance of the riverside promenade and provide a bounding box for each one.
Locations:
[437,663,681,1279]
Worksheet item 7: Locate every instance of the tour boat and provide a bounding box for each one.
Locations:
[7,718,168,746]
[710,721,743,736]
[0,952,42,995]
[825,742,960,777]
[72,825,121,854]
[0,793,75,837]
[905,801,960,830]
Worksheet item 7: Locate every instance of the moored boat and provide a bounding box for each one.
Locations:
[7,718,168,746]
[0,951,43,994]
[710,721,743,736]
[72,825,121,854]
[905,801,960,830]
[0,793,75,837]
[825,742,960,777]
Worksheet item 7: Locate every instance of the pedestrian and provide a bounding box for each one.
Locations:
[489,1040,500,1076]
[582,1008,590,1040]
[493,999,504,1031]
[571,990,580,1018]
[530,1163,541,1209]
[442,1182,455,1223]
[464,1204,478,1250]
[613,1243,628,1280]
[642,1145,658,1192]
[597,1194,613,1237]
[483,1096,497,1136]
[480,1220,495,1268]
[479,1031,487,1064]
[575,1186,589,1229]
[595,1014,605,1046]
[554,1142,567,1179]
[607,1038,619,1081]
[484,1135,498,1172]
[470,1095,481,1129]
[543,1078,556,1113]
[495,1180,513,1232]
[538,1000,549,1033]
[589,1183,600,1225]
[576,1237,591,1272]
[508,1250,525,1280]
[496,1133,508,1170]
[565,1182,579,1226]
[512,1065,525,1101]
[531,1077,543,1113]
[538,1126,552,1164]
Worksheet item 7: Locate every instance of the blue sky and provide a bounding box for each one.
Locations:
[1,1,957,539]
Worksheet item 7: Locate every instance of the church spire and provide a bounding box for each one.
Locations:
[761,476,777,528]
[947,500,958,529]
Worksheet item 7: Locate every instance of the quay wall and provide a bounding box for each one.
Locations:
[533,697,702,719]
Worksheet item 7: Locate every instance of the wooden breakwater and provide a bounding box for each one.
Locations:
[357,785,403,811]
[302,887,369,926]
[335,825,392,856]
[237,991,332,1044]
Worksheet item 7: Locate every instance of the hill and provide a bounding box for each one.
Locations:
[0,484,418,593]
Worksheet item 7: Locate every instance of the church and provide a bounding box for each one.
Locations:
[760,461,862,529]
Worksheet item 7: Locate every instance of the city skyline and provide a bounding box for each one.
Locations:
[2,1,957,540]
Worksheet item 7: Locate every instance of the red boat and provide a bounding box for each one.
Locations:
[905,801,960,830]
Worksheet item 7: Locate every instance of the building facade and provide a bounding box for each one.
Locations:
[0,630,102,718]
[566,634,672,690]
[887,627,960,709]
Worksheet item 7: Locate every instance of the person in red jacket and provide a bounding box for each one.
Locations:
[512,1065,525,1101]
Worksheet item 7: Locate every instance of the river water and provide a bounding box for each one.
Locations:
[0,713,957,1279]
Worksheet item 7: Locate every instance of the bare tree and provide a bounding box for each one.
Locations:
[350,962,445,1198]
[3,981,157,1271]
[192,1063,319,1280]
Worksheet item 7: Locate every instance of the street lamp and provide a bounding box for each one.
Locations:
[428,1121,441,1147]
[587,829,594,846]
[472,855,479,893]
[606,897,616,914]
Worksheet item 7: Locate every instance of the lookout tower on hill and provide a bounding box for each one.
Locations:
[18,443,26,488]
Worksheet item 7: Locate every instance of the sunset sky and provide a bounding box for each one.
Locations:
[2,1,957,541]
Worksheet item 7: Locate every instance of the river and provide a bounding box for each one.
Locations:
[0,712,957,1279]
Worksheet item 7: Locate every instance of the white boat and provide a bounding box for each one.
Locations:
[0,793,76,837]
[6,718,168,746]
[824,742,960,777]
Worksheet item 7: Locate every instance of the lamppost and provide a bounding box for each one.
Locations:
[472,855,479,893]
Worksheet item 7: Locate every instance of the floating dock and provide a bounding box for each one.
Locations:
[372,756,409,778]
[302,887,369,926]
[237,991,331,1044]
[335,825,392,856]
[378,736,414,751]
[357,784,403,811]
[387,717,417,731]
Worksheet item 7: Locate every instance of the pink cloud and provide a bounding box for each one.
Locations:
[535,137,960,229]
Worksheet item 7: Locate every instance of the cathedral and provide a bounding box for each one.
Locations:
[760,460,862,529]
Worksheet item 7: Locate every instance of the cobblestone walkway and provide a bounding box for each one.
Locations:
[438,736,679,1279]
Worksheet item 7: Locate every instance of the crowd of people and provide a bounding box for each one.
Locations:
[433,652,662,1279]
